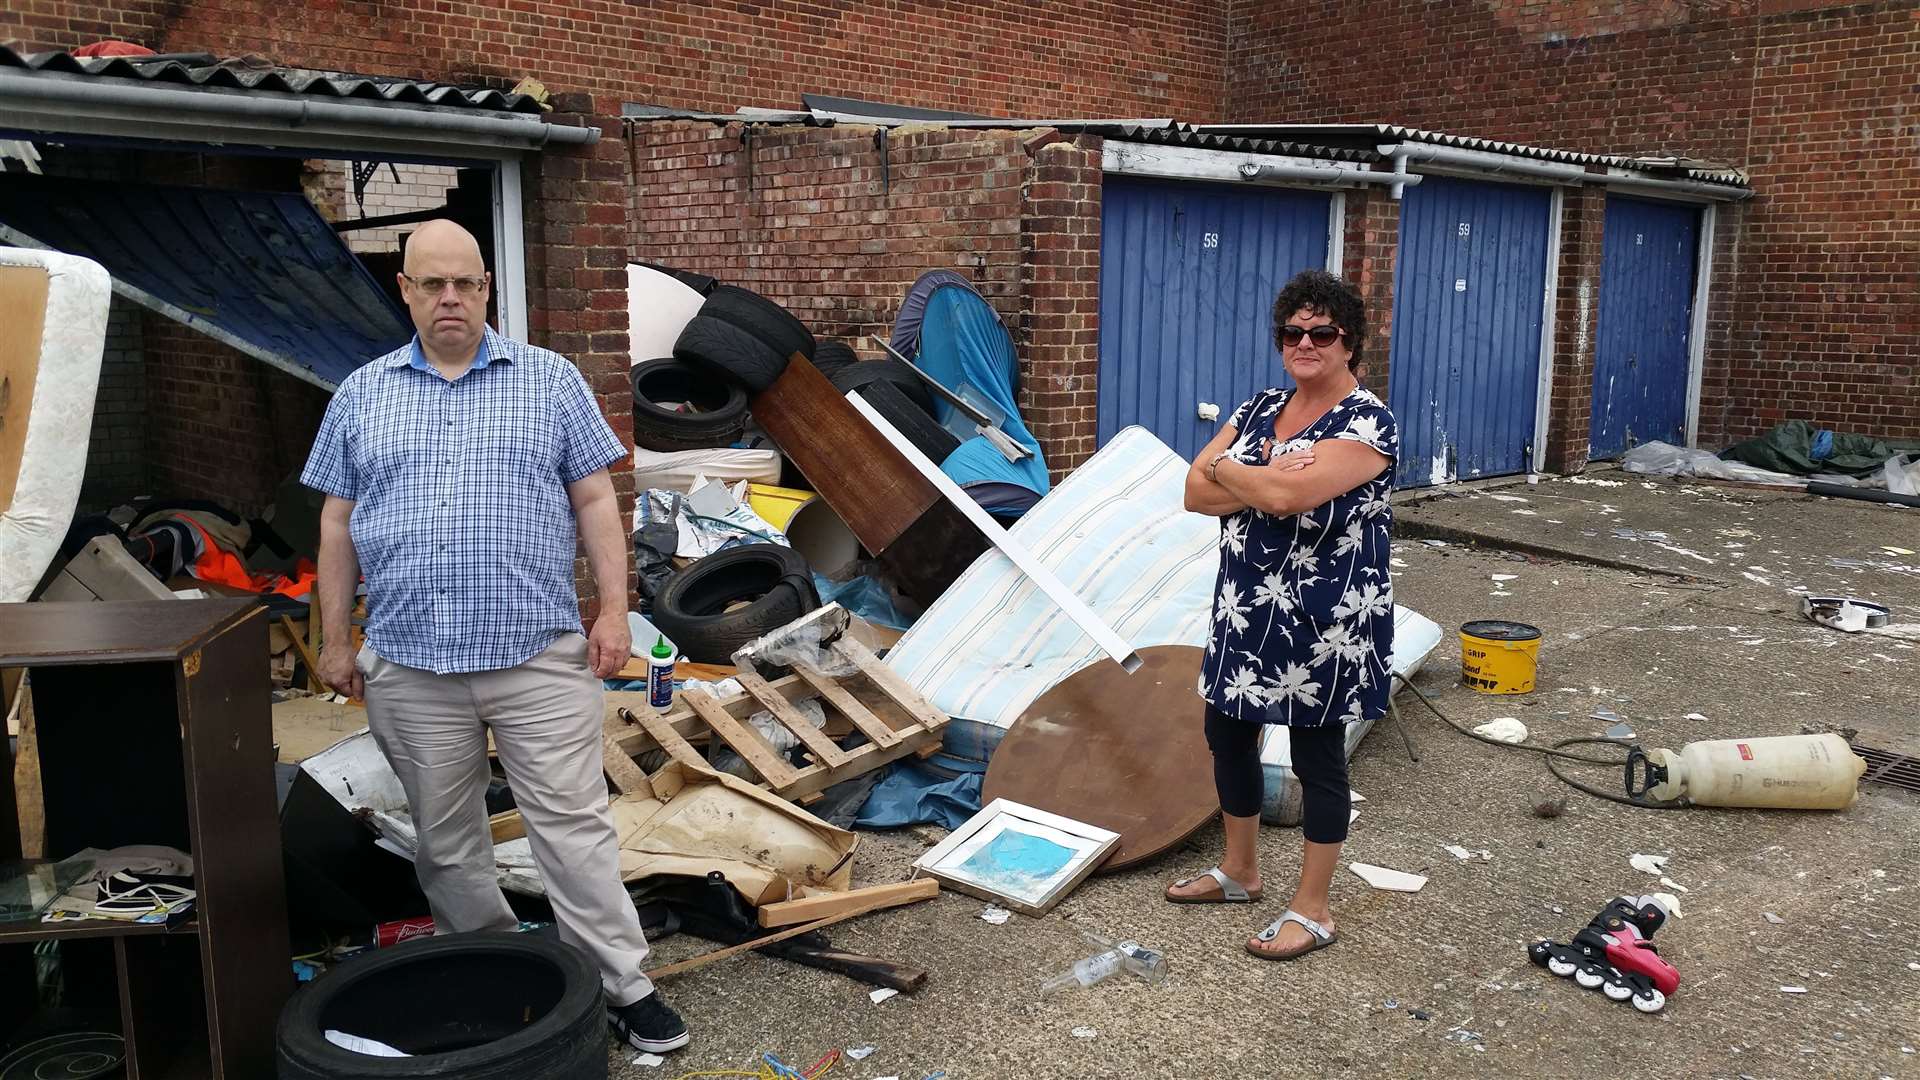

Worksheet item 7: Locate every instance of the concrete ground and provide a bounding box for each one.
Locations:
[609,470,1920,1079]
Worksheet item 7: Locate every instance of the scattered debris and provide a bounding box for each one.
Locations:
[1532,797,1568,819]
[1652,892,1683,918]
[1659,877,1687,894]
[1763,913,1785,925]
[847,1046,878,1061]
[1383,997,1400,1010]
[1630,854,1670,876]
[870,988,899,1005]
[1348,863,1428,893]
[1350,790,1366,803]
[1606,722,1636,740]
[1444,1027,1483,1044]
[1444,845,1492,861]
[1070,1026,1097,1039]
[1409,1009,1433,1021]
[1473,717,1529,744]
[979,905,1012,925]
[631,1051,665,1067]
[1684,712,1709,721]
[1884,546,1916,557]
[1490,574,1518,582]
[1422,539,1449,548]
[1801,595,1891,633]
[1780,986,1808,994]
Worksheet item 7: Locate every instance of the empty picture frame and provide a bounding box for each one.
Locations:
[911,798,1119,916]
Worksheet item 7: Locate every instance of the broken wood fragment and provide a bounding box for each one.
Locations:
[756,878,939,928]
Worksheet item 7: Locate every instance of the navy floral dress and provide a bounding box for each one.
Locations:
[1199,386,1400,728]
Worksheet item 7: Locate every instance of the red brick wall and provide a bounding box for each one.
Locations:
[628,120,1026,348]
[1341,186,1399,399]
[1227,0,1920,446]
[628,120,1109,476]
[525,100,636,613]
[142,318,331,517]
[1020,136,1104,477]
[1543,185,1605,473]
[4,1,1226,121]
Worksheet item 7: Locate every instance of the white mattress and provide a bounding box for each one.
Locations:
[0,247,111,602]
[627,263,706,366]
[884,425,1442,762]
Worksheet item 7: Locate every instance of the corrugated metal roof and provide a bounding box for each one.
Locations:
[0,45,544,114]
[1197,123,1747,186]
[0,173,411,388]
[622,106,1372,162]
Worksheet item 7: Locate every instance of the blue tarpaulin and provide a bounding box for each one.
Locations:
[891,272,1049,500]
[852,754,984,830]
[0,175,410,388]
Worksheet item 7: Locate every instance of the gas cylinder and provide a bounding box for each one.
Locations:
[1641,734,1867,809]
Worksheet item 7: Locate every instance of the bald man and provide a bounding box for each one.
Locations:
[302,221,689,1054]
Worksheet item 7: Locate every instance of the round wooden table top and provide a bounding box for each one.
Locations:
[981,645,1217,873]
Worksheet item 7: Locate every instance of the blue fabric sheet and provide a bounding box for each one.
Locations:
[907,283,1049,498]
[852,755,984,829]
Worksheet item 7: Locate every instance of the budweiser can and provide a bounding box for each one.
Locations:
[374,916,437,947]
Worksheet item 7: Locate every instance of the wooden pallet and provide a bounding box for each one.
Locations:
[611,635,947,802]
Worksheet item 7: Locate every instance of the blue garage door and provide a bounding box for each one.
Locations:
[1097,177,1332,461]
[1589,197,1699,458]
[1388,176,1552,487]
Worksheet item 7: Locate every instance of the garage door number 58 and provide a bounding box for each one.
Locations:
[1202,231,1220,249]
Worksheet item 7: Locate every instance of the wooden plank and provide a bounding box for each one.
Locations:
[271,695,366,765]
[767,726,943,803]
[794,665,901,748]
[645,891,920,981]
[619,706,706,771]
[609,675,808,758]
[600,728,655,797]
[683,689,799,789]
[732,667,849,767]
[746,355,940,554]
[488,810,525,844]
[278,616,324,696]
[11,684,40,859]
[832,636,947,733]
[757,878,939,928]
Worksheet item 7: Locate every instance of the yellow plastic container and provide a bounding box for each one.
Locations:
[746,483,815,531]
[1459,620,1542,695]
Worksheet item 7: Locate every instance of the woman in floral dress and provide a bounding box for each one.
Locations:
[1164,270,1399,961]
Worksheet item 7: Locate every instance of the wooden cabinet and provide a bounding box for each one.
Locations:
[0,599,289,1078]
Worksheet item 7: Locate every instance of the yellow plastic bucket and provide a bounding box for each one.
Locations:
[1459,620,1542,695]
[746,483,815,531]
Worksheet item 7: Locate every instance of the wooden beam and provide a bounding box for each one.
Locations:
[757,878,938,928]
[489,810,524,844]
[646,889,923,981]
[732,667,849,767]
[618,706,705,771]
[832,636,948,733]
[12,685,42,859]
[600,728,654,798]
[682,689,798,789]
[794,664,901,748]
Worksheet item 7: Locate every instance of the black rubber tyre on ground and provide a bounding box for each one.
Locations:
[630,358,749,451]
[829,359,936,415]
[275,932,606,1080]
[650,544,819,664]
[853,380,961,465]
[811,340,858,381]
[700,285,816,363]
[673,314,790,394]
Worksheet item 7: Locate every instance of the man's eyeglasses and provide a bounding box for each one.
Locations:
[403,274,489,296]
[1280,324,1348,348]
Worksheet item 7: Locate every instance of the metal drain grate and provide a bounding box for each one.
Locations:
[1852,744,1920,794]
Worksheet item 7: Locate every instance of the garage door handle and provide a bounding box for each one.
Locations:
[1197,401,1220,421]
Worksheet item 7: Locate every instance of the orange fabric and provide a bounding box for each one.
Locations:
[72,41,156,57]
[178,517,317,599]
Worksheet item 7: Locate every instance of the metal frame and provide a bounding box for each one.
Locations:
[1684,202,1718,447]
[1326,190,1347,274]
[1101,140,1407,190]
[491,159,529,340]
[1532,186,1566,473]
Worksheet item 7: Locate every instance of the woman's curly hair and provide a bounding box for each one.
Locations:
[1271,269,1367,370]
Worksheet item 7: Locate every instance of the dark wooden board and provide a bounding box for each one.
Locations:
[982,645,1218,873]
[0,599,257,666]
[748,356,940,554]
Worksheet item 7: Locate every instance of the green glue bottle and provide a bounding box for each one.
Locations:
[646,635,674,709]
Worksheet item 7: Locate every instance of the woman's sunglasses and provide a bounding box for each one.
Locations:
[1281,325,1348,348]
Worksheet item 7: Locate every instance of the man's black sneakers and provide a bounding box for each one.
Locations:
[608,991,690,1054]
